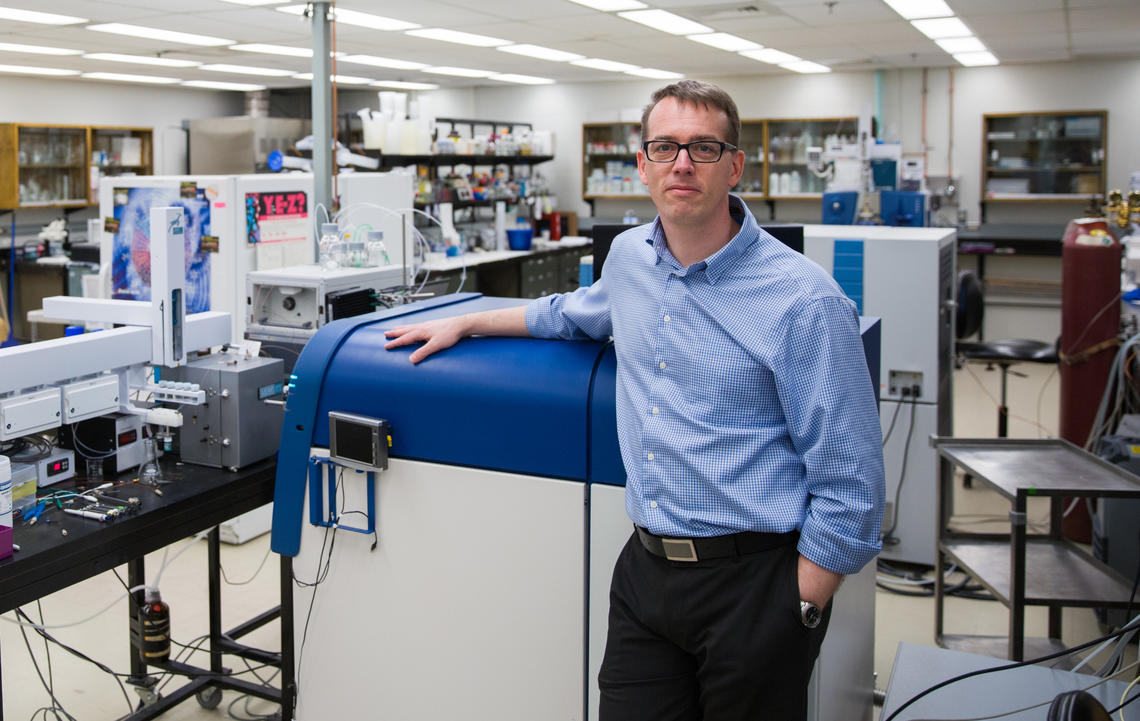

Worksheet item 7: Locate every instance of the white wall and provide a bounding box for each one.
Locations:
[0,76,243,175]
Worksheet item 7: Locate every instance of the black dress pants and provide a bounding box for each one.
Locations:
[598,533,831,721]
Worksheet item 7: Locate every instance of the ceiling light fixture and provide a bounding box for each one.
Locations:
[230,43,313,57]
[81,72,182,84]
[0,7,85,24]
[497,44,584,62]
[292,73,374,85]
[739,48,800,64]
[201,63,297,77]
[489,73,555,85]
[953,51,998,66]
[625,67,683,79]
[371,80,440,90]
[275,4,418,30]
[564,0,647,10]
[86,23,234,46]
[0,42,81,55]
[570,58,642,72]
[616,9,712,35]
[84,53,201,67]
[422,66,496,77]
[935,36,985,53]
[406,28,510,47]
[339,55,427,70]
[214,0,288,5]
[779,60,831,73]
[183,80,268,91]
[0,63,80,76]
[911,16,972,39]
[686,33,761,52]
[881,0,953,20]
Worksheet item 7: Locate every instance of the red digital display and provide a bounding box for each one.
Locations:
[47,458,69,476]
[119,430,138,446]
[258,191,307,218]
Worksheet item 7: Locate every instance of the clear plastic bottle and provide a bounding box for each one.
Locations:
[366,230,390,266]
[319,223,341,269]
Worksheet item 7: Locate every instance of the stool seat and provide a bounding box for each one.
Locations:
[957,338,1058,365]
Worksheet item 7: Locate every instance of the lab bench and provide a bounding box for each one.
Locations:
[417,238,592,297]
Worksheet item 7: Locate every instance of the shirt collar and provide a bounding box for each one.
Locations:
[644,194,760,284]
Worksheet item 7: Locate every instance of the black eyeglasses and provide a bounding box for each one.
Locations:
[642,139,738,163]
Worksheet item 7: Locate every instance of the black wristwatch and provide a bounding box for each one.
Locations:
[799,600,822,629]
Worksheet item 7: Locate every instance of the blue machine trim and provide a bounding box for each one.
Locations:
[271,292,489,556]
[832,240,865,314]
[308,457,376,538]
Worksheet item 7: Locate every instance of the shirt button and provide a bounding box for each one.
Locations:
[647,452,654,461]
[652,407,659,414]
[650,501,658,509]
[663,315,671,323]
[659,361,666,370]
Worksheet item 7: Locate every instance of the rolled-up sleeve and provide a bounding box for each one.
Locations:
[526,278,613,342]
[775,296,885,575]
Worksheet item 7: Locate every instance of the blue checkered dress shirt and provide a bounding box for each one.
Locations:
[526,195,884,575]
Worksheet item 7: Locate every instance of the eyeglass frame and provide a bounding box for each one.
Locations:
[641,139,739,163]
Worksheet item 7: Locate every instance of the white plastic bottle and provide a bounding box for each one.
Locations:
[319,223,341,269]
[366,230,390,267]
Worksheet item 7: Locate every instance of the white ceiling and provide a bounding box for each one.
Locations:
[0,0,1138,91]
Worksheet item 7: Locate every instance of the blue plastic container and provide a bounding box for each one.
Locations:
[506,228,533,251]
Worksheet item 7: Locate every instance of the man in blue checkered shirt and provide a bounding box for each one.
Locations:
[385,80,884,721]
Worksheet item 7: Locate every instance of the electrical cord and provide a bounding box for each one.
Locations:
[1113,675,1140,720]
[881,398,905,448]
[882,387,919,545]
[884,617,1140,721]
[219,543,274,586]
[16,606,79,721]
[293,467,345,696]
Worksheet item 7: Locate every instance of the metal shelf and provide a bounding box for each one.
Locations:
[939,635,1072,668]
[942,539,1137,607]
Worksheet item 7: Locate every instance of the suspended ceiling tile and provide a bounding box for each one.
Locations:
[966,10,1066,35]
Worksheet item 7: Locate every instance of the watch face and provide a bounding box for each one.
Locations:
[801,602,821,628]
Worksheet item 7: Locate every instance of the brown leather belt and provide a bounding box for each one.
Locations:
[635,526,798,563]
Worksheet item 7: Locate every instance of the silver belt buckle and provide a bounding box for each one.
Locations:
[661,538,698,562]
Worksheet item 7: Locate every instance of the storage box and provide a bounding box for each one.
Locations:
[1074,174,1101,194]
[11,462,38,515]
[1064,116,1101,138]
[986,178,1031,194]
[0,525,11,560]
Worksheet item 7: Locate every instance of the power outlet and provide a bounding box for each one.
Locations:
[888,370,923,398]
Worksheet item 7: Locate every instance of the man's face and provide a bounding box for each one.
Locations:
[637,96,744,229]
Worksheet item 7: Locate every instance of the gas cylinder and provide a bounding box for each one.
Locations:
[1059,217,1121,542]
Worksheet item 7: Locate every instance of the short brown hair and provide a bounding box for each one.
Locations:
[640,80,741,147]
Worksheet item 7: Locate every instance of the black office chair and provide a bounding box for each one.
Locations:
[955,269,1059,438]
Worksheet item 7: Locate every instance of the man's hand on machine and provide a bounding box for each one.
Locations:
[384,317,470,364]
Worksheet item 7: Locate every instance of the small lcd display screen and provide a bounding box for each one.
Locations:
[333,418,374,466]
[119,430,138,446]
[48,459,68,476]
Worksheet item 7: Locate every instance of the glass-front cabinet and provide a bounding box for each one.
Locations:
[0,124,90,209]
[735,119,767,198]
[982,111,1106,201]
[766,117,858,199]
[582,122,646,199]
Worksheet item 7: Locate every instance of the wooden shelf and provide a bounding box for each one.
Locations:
[984,193,1101,202]
[986,165,1101,172]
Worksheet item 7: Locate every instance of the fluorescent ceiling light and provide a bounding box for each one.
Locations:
[275,4,418,30]
[215,0,287,5]
[292,73,374,85]
[406,28,510,47]
[739,48,800,64]
[954,51,998,66]
[911,17,971,39]
[570,57,641,72]
[339,54,427,70]
[0,63,79,76]
[617,9,712,35]
[0,7,85,24]
[625,68,683,79]
[84,53,201,67]
[82,72,181,84]
[780,60,831,73]
[935,36,985,53]
[490,73,555,85]
[881,0,953,20]
[0,42,80,55]
[423,66,496,77]
[201,63,296,77]
[497,44,583,62]
[371,80,439,90]
[183,80,267,91]
[565,0,647,10]
[87,23,234,46]
[230,43,313,57]
[686,33,761,52]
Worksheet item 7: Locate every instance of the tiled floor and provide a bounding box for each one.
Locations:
[1,363,1135,720]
